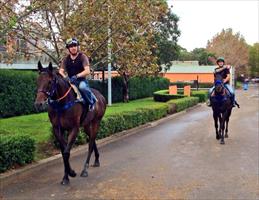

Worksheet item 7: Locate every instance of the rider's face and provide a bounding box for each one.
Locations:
[68,45,78,55]
[217,61,224,67]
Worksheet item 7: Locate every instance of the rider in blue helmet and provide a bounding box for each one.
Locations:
[59,38,97,111]
[208,57,236,107]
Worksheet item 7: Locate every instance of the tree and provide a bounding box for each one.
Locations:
[0,0,78,63]
[206,28,249,76]
[248,43,259,77]
[178,47,195,61]
[153,7,181,68]
[191,48,215,65]
[1,0,168,102]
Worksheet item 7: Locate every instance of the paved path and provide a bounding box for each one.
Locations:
[1,86,258,200]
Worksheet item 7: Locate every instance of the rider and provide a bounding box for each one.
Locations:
[59,38,96,110]
[208,57,236,107]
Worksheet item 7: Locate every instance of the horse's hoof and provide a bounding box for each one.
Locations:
[225,135,228,138]
[216,135,220,140]
[61,179,69,185]
[69,169,77,177]
[80,170,88,177]
[92,161,100,167]
[220,140,225,145]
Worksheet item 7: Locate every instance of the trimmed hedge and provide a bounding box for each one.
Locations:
[51,104,169,146]
[0,135,35,172]
[1,96,199,173]
[170,81,213,88]
[0,69,169,118]
[90,76,170,102]
[153,90,185,102]
[97,104,168,139]
[0,70,38,118]
[191,90,209,102]
[168,97,199,112]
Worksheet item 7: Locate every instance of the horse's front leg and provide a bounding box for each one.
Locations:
[52,127,71,185]
[60,127,79,185]
[213,112,220,140]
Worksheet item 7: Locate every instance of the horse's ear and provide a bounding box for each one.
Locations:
[48,62,53,72]
[38,61,43,72]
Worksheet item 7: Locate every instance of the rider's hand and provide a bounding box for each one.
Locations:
[225,65,231,69]
[70,75,77,84]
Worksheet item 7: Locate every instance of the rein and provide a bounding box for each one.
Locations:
[56,87,72,102]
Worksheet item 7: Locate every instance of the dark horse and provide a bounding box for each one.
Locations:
[211,74,236,145]
[34,62,106,185]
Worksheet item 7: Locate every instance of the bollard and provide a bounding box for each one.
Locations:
[169,85,177,95]
[184,85,191,97]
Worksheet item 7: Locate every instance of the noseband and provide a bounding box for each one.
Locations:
[37,72,71,102]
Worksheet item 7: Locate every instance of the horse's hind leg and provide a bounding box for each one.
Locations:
[225,118,229,138]
[81,121,100,177]
[92,140,100,167]
[225,110,232,138]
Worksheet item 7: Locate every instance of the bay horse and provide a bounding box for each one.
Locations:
[210,74,234,144]
[34,61,106,185]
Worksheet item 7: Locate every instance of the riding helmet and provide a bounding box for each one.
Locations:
[216,57,225,63]
[65,38,79,48]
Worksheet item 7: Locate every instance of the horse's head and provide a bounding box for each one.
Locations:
[34,61,55,111]
[214,74,224,94]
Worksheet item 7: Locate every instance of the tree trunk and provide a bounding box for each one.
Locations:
[122,72,129,103]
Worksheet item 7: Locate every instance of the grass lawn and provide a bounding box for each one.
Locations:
[0,98,165,144]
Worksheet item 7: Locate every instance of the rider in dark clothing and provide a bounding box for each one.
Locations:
[59,38,96,110]
[208,57,235,107]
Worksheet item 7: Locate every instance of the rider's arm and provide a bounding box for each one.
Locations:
[223,74,230,84]
[215,65,229,73]
[59,59,67,78]
[75,54,90,78]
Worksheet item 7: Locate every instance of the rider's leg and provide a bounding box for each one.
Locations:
[78,80,96,109]
[224,84,235,106]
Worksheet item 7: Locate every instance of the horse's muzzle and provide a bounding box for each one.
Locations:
[34,100,48,112]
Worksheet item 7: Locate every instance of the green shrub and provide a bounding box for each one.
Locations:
[97,104,168,139]
[0,135,35,173]
[0,69,169,118]
[153,90,185,102]
[168,97,199,112]
[90,76,170,103]
[191,90,208,102]
[0,70,38,118]
[170,82,213,88]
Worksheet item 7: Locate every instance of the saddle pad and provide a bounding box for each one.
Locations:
[70,83,84,102]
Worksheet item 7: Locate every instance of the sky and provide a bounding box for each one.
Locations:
[167,0,259,51]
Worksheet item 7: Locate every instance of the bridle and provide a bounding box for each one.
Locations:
[214,79,225,95]
[37,72,72,102]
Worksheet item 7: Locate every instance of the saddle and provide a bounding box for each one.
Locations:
[70,83,84,103]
